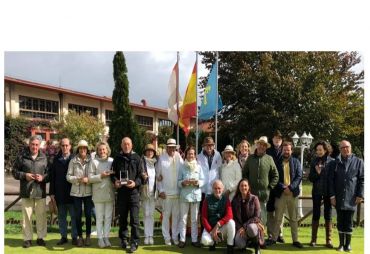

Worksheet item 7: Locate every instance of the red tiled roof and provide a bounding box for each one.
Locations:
[4,76,167,114]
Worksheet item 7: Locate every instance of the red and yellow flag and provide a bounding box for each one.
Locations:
[179,63,197,136]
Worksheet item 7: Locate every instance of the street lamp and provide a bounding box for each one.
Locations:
[291,131,314,218]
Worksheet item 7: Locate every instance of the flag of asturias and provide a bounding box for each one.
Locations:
[179,63,197,136]
[199,63,223,120]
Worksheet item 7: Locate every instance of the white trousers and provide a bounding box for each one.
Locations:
[201,219,235,246]
[179,201,199,242]
[142,196,156,238]
[161,198,180,241]
[22,198,47,241]
[95,201,113,239]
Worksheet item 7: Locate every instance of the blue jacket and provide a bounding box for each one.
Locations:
[274,156,302,198]
[328,154,364,211]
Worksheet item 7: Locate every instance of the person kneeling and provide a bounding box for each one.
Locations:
[201,180,235,254]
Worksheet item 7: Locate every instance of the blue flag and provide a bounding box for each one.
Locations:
[199,63,223,120]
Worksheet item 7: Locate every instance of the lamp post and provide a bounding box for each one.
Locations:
[291,131,314,218]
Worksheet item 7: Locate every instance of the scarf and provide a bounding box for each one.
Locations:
[185,159,198,172]
[144,156,157,168]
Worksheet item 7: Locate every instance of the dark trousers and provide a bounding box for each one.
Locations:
[73,196,93,237]
[118,193,140,244]
[336,209,354,233]
[312,195,332,221]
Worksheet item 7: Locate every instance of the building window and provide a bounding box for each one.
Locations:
[105,110,113,125]
[68,104,98,117]
[135,115,153,131]
[159,119,173,127]
[19,95,59,120]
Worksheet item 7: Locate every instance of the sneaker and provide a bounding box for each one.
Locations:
[173,239,179,245]
[121,239,128,249]
[98,238,106,248]
[127,242,138,253]
[293,241,304,248]
[178,241,186,248]
[72,238,78,246]
[209,243,216,251]
[192,241,201,248]
[77,237,84,247]
[277,235,285,243]
[36,238,46,246]
[56,237,68,245]
[91,230,97,236]
[165,239,172,246]
[144,237,149,245]
[265,239,276,246]
[23,240,32,248]
[149,237,154,245]
[85,236,91,246]
[104,238,112,247]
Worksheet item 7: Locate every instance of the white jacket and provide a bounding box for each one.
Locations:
[197,150,222,195]
[88,157,114,203]
[156,151,184,197]
[220,159,242,201]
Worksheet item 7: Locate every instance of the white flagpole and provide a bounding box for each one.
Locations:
[215,52,219,150]
[176,52,180,146]
[195,52,199,154]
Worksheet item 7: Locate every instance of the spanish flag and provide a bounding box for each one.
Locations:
[179,63,197,136]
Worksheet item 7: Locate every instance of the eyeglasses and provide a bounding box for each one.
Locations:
[340,146,350,149]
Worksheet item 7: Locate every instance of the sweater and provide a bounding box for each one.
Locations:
[220,159,242,201]
[201,194,233,233]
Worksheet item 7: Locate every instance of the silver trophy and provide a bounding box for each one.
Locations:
[120,170,129,185]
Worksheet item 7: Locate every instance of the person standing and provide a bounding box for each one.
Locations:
[328,140,364,252]
[177,146,204,248]
[267,142,303,248]
[237,140,250,169]
[110,137,143,253]
[220,145,242,201]
[242,136,279,225]
[308,141,334,248]
[140,144,158,245]
[156,138,184,246]
[88,141,114,248]
[66,140,93,247]
[49,137,77,245]
[12,135,49,248]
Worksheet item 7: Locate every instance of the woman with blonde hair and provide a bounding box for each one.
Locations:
[237,139,250,169]
[220,145,242,201]
[88,141,114,248]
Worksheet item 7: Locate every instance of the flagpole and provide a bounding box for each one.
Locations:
[176,52,180,146]
[215,52,219,150]
[195,52,199,154]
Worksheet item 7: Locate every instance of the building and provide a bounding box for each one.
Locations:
[4,76,172,146]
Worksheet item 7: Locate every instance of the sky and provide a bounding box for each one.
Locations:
[4,51,208,109]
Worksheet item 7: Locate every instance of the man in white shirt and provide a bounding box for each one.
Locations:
[156,138,184,246]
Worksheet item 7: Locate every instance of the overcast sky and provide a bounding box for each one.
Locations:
[4,51,208,108]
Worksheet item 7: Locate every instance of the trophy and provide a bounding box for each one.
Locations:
[120,170,129,185]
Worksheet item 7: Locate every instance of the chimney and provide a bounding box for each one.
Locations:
[141,99,147,107]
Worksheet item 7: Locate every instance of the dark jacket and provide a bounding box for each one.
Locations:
[111,151,143,197]
[308,156,334,196]
[12,148,49,198]
[49,152,74,204]
[242,153,279,203]
[266,146,283,166]
[274,156,302,198]
[328,154,364,211]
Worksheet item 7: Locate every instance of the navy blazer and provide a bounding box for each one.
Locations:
[274,156,302,198]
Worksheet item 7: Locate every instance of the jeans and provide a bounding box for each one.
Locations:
[57,203,77,239]
[73,196,93,237]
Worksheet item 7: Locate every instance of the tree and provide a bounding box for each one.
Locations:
[200,51,364,155]
[108,51,144,156]
[52,111,105,150]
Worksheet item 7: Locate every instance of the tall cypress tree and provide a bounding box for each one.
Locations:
[109,51,144,156]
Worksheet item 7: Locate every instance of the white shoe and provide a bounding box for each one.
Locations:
[98,238,106,248]
[165,239,172,246]
[149,237,154,245]
[144,237,149,245]
[104,238,111,247]
[173,239,179,245]
[91,230,97,236]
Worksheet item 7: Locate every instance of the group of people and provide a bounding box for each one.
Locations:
[12,130,364,254]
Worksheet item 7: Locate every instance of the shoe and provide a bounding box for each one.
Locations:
[72,238,78,246]
[265,239,276,246]
[127,242,138,253]
[149,237,154,245]
[77,237,84,247]
[227,244,234,254]
[337,233,345,252]
[23,240,32,248]
[36,238,46,246]
[344,233,352,252]
[178,241,186,248]
[104,238,111,247]
[165,239,172,246]
[91,230,97,236]
[292,241,303,248]
[121,239,128,249]
[57,237,68,245]
[98,238,106,248]
[173,239,179,245]
[209,243,216,251]
[144,237,149,245]
[192,241,201,248]
[85,236,91,246]
[277,235,285,243]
